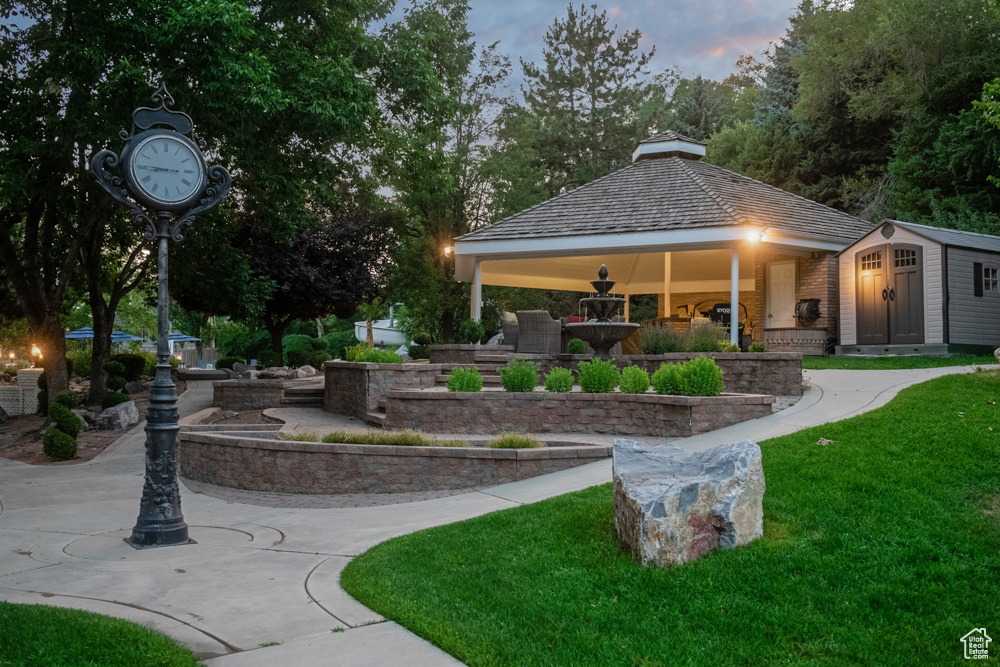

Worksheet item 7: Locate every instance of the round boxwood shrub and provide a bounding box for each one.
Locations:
[748,341,766,353]
[566,338,586,354]
[456,319,486,344]
[680,357,724,396]
[48,403,82,439]
[498,358,539,392]
[109,354,146,381]
[43,427,77,461]
[102,391,131,411]
[619,366,650,394]
[544,367,574,393]
[323,330,361,360]
[651,363,683,395]
[286,349,313,368]
[54,390,80,409]
[722,344,741,353]
[446,367,483,392]
[106,375,127,391]
[577,358,620,393]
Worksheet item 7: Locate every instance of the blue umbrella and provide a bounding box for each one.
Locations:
[65,327,94,340]
[168,333,201,343]
[111,331,143,342]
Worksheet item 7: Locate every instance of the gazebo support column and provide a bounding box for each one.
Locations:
[471,259,483,322]
[730,248,739,347]
[662,252,672,317]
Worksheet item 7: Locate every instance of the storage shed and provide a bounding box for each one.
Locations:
[838,219,1000,354]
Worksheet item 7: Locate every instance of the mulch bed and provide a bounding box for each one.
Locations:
[0,376,187,466]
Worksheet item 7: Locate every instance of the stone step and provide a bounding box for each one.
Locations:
[472,354,511,363]
[284,388,324,396]
[279,396,324,405]
[365,411,386,427]
[377,398,387,411]
[440,362,504,372]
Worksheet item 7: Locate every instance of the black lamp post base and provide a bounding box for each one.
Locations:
[124,524,197,550]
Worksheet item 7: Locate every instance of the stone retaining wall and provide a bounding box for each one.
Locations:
[383,390,774,437]
[428,344,514,364]
[212,379,286,411]
[0,369,42,417]
[476,352,802,396]
[178,431,611,494]
[323,361,442,418]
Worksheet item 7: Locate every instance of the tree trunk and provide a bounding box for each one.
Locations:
[366,320,374,346]
[266,318,291,367]
[35,313,69,396]
[88,298,112,407]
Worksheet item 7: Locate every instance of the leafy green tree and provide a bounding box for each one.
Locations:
[667,76,739,141]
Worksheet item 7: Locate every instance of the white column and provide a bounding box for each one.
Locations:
[662,252,672,317]
[730,248,739,347]
[471,260,483,322]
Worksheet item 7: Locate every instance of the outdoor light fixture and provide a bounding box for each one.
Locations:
[8,352,14,360]
[30,344,41,360]
[444,246,453,257]
[746,227,770,243]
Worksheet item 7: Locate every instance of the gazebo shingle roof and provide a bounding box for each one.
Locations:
[458,157,874,244]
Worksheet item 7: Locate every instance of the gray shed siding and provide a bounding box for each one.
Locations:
[946,247,1000,346]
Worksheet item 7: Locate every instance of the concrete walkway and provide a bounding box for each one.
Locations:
[0,366,989,665]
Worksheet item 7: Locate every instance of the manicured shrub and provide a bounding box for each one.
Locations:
[103,360,125,376]
[109,354,146,381]
[321,430,468,447]
[54,390,79,409]
[66,348,92,378]
[619,366,650,394]
[687,323,727,352]
[256,351,278,368]
[446,367,483,392]
[544,367,574,393]
[43,427,77,461]
[308,351,330,369]
[412,333,433,346]
[48,403,82,439]
[286,349,313,368]
[282,334,316,355]
[344,344,368,361]
[102,391,130,410]
[566,338,586,354]
[488,433,542,449]
[216,357,243,370]
[345,345,403,364]
[407,344,429,360]
[651,363,683,395]
[577,358,620,393]
[498,358,539,392]
[679,357,724,396]
[323,330,361,360]
[456,318,486,344]
[722,344,741,352]
[639,326,684,354]
[106,375,127,391]
[748,341,766,353]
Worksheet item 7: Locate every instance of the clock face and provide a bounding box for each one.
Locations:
[128,133,206,207]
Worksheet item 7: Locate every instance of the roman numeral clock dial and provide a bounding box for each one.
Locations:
[125,132,206,209]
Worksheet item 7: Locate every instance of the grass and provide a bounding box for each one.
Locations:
[487,432,542,449]
[803,353,996,370]
[320,429,470,448]
[0,602,201,666]
[341,371,1000,666]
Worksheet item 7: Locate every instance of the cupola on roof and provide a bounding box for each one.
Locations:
[632,130,706,162]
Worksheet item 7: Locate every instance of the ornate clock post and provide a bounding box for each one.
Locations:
[90,84,231,548]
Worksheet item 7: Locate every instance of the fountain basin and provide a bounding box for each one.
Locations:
[565,321,639,356]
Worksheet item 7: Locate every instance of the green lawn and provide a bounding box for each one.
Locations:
[0,602,201,666]
[802,354,996,370]
[341,372,1000,666]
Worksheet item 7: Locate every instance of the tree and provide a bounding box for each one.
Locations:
[667,76,739,141]
[242,209,395,361]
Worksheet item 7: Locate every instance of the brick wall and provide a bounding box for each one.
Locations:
[382,391,774,437]
[324,361,442,418]
[754,251,839,334]
[212,380,286,411]
[178,431,611,494]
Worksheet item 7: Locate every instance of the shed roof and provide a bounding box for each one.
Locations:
[891,220,1000,254]
[457,157,873,245]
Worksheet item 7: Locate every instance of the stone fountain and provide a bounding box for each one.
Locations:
[565,265,640,356]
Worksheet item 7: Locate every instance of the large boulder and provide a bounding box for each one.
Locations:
[123,380,146,394]
[296,365,318,377]
[613,438,765,567]
[71,409,99,431]
[0,404,8,424]
[97,400,139,431]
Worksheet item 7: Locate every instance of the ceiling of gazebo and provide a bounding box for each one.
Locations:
[476,248,754,294]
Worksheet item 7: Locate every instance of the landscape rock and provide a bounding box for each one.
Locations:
[97,401,139,431]
[123,380,146,394]
[613,438,765,567]
[0,404,8,424]
[0,372,13,384]
[233,362,250,375]
[995,347,1000,363]
[72,409,99,431]
[296,365,318,377]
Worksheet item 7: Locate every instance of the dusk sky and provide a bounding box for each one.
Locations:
[447,0,802,90]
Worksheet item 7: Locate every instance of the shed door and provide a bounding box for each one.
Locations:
[856,247,888,344]
[889,246,924,344]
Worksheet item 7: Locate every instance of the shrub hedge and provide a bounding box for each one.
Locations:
[109,354,146,381]
[544,367,574,393]
[577,358,620,393]
[43,427,77,461]
[446,367,483,392]
[498,358,539,392]
[619,366,650,394]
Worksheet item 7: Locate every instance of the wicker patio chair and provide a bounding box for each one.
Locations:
[500,319,519,350]
[515,310,561,354]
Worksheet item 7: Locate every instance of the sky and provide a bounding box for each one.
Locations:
[452,0,802,89]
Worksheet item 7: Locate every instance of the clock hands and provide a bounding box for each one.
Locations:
[136,165,179,173]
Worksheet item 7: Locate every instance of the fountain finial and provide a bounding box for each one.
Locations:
[598,264,608,280]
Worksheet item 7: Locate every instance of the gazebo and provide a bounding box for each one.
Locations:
[453,132,874,353]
